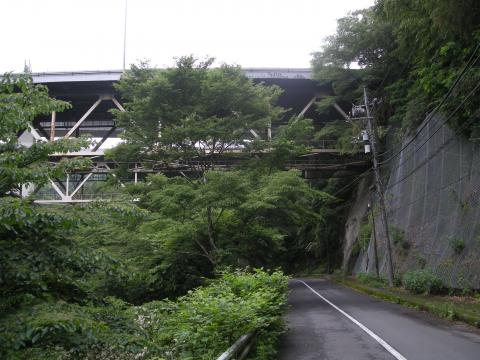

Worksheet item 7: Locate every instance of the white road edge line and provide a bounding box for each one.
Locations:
[297,280,408,360]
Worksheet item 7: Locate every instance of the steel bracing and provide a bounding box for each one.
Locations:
[17,69,369,203]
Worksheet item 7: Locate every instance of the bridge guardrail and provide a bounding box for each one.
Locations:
[216,331,256,360]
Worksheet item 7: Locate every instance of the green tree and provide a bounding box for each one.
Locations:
[110,57,284,172]
[120,169,330,294]
[0,74,92,306]
[105,58,332,284]
[0,74,88,195]
[312,0,480,139]
[0,74,104,357]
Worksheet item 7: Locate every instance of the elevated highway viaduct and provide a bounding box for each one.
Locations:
[19,68,370,203]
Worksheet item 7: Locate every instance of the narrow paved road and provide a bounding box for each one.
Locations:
[278,279,480,360]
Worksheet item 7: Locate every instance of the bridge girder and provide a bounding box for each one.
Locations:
[17,69,368,203]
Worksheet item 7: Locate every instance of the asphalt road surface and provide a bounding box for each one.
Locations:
[278,279,480,360]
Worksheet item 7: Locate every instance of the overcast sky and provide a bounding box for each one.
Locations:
[1,0,374,73]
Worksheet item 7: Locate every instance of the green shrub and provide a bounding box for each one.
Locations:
[402,270,443,295]
[0,269,288,360]
[449,237,465,254]
[359,221,372,250]
[414,253,427,269]
[390,226,410,251]
[138,268,289,360]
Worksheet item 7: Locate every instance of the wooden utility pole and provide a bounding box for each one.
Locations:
[369,199,380,277]
[363,87,395,286]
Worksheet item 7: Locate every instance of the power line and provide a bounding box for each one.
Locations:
[363,87,395,286]
[386,170,476,214]
[331,167,373,198]
[385,109,480,190]
[377,42,480,166]
[379,80,480,172]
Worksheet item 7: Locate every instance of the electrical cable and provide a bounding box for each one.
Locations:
[384,109,480,190]
[379,80,480,172]
[372,47,426,159]
[385,170,476,213]
[331,167,373,198]
[376,42,480,166]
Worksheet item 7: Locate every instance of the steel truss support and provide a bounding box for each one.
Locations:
[50,111,56,141]
[292,95,318,125]
[249,129,261,139]
[28,125,43,141]
[93,126,117,151]
[333,102,351,122]
[63,95,125,144]
[298,95,317,119]
[64,97,103,139]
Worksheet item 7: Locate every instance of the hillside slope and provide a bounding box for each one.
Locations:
[345,115,480,289]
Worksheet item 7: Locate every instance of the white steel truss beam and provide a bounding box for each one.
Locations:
[64,97,103,138]
[47,173,93,202]
[298,95,317,119]
[291,95,318,125]
[333,102,351,122]
[249,129,260,139]
[93,126,117,151]
[111,97,126,112]
[50,111,56,141]
[49,179,67,200]
[28,125,43,141]
[69,173,93,198]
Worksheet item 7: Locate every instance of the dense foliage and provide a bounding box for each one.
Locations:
[101,56,336,294]
[1,64,328,358]
[0,74,88,195]
[0,75,91,301]
[137,269,288,360]
[402,270,443,295]
[312,0,480,148]
[66,170,332,303]
[1,269,288,359]
[109,57,284,171]
[0,75,107,358]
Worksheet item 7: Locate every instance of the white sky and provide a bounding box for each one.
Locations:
[1,0,373,73]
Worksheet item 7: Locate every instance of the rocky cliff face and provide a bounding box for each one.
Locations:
[340,176,372,271]
[345,115,480,289]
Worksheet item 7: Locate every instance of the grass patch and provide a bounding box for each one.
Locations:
[332,275,480,328]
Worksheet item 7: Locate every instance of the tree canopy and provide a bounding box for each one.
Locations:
[0,63,335,359]
[312,0,480,144]
[102,58,335,295]
[0,74,88,195]
[110,57,284,171]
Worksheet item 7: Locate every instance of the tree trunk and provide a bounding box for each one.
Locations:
[207,206,218,253]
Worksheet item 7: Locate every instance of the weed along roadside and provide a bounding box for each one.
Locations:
[332,273,480,328]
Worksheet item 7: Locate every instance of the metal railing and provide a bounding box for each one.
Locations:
[216,331,256,360]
